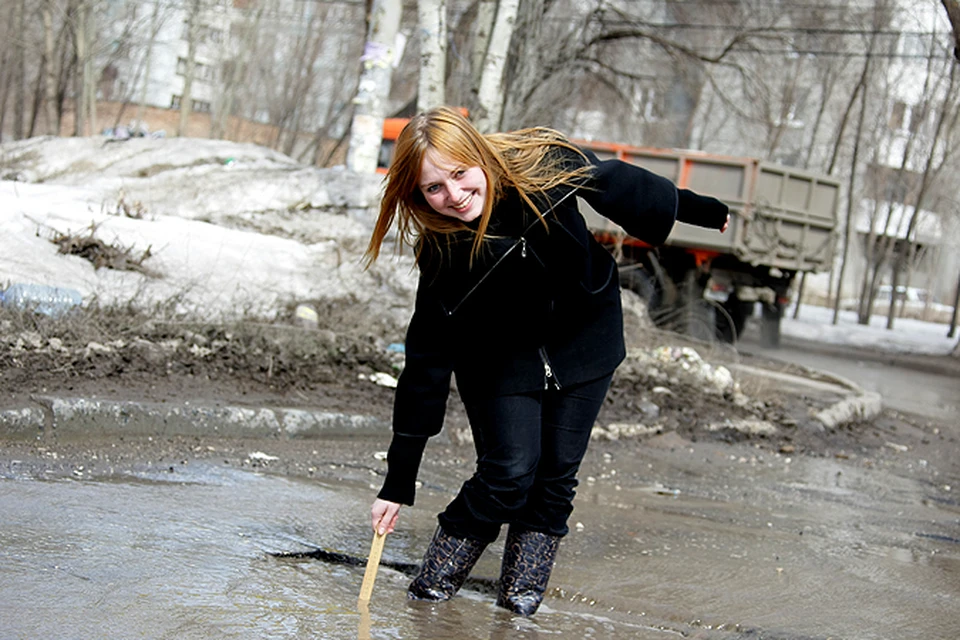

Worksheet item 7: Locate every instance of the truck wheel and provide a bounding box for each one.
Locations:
[681,271,715,342]
[760,301,782,348]
[716,297,748,343]
[621,268,668,327]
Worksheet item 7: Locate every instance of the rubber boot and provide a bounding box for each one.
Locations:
[408,526,488,601]
[496,527,560,615]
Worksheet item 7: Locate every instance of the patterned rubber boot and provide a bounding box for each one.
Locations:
[408,526,489,601]
[496,527,561,615]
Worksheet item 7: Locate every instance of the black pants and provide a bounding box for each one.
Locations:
[438,373,613,543]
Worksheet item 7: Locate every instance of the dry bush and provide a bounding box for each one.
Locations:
[52,222,157,276]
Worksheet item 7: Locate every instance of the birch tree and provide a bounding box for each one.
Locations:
[346,0,402,173]
[71,0,98,136]
[474,0,519,133]
[178,0,201,137]
[417,0,446,112]
[471,0,496,90]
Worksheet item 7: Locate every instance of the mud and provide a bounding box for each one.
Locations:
[1,408,958,640]
[2,310,959,639]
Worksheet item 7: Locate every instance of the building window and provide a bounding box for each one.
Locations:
[170,96,211,113]
[900,33,928,58]
[889,101,906,130]
[181,21,224,46]
[632,85,661,121]
[908,103,927,134]
[176,57,215,83]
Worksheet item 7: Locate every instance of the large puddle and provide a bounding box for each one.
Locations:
[1,441,957,639]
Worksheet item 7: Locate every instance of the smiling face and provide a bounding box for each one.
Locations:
[418,148,487,223]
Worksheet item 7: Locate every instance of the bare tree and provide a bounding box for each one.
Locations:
[471,0,497,90]
[474,0,519,133]
[417,0,447,111]
[272,3,332,156]
[346,0,402,173]
[178,0,201,137]
[133,0,165,134]
[831,38,877,326]
[211,2,263,140]
[42,0,61,135]
[11,0,26,139]
[885,64,959,329]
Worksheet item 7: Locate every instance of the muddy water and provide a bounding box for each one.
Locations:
[1,441,957,640]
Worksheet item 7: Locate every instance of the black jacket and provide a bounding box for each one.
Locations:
[379,150,729,505]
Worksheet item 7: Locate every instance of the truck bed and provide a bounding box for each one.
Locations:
[577,142,840,273]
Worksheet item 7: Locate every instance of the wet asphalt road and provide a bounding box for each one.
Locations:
[739,331,960,425]
[1,335,958,639]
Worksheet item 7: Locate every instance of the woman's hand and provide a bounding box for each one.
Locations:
[371,498,401,535]
[720,214,730,233]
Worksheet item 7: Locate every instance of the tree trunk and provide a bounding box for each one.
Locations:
[792,272,806,319]
[212,4,263,140]
[948,270,960,339]
[135,0,162,135]
[886,59,958,329]
[417,0,447,112]
[73,0,88,136]
[470,0,497,90]
[346,0,402,174]
[500,0,547,129]
[178,0,201,137]
[474,0,519,133]
[84,4,97,136]
[831,45,874,325]
[12,0,26,140]
[43,1,60,134]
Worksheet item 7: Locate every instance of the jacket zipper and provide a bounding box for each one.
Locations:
[441,188,579,317]
[442,239,525,316]
[539,346,561,391]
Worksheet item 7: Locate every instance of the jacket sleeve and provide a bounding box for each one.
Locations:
[577,148,729,244]
[377,274,454,506]
[578,148,679,246]
[675,188,729,230]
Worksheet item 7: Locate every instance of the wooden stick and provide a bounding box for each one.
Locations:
[357,531,386,607]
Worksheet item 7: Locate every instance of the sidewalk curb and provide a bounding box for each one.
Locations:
[0,395,390,440]
[729,363,882,429]
[815,391,883,429]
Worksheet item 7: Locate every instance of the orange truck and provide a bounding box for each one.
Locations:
[575,141,840,346]
[380,121,840,347]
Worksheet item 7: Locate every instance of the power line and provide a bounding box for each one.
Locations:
[595,23,951,38]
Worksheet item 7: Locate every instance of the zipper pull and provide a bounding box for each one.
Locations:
[543,360,554,390]
[521,237,527,258]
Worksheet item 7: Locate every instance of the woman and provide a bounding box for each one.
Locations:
[365,107,728,615]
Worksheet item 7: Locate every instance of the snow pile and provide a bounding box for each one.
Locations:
[0,136,416,327]
[637,345,740,396]
[1,135,954,357]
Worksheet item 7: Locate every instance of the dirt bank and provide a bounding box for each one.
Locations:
[2,300,956,484]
